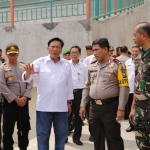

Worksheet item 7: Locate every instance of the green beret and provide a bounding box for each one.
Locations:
[62,49,70,55]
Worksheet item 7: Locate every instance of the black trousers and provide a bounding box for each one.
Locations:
[86,101,92,136]
[3,98,31,150]
[90,100,124,150]
[72,89,83,140]
[126,93,134,128]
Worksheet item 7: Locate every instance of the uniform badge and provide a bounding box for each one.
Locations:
[10,46,15,50]
[8,77,13,81]
[109,63,114,68]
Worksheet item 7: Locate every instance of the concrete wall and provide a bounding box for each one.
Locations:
[0,4,150,65]
[0,20,92,65]
[0,4,150,63]
[91,4,150,50]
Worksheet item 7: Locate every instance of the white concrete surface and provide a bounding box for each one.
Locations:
[13,120,138,150]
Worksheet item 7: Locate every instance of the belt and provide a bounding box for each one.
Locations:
[73,89,82,93]
[91,97,118,105]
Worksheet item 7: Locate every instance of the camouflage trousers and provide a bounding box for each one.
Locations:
[134,99,150,150]
[134,120,150,150]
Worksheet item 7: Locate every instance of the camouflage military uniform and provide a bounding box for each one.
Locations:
[134,48,150,150]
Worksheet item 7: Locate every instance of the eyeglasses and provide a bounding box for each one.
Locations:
[70,52,79,55]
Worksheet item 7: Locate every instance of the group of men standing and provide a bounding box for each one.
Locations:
[0,22,150,150]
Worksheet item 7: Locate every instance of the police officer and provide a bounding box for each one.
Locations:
[79,38,129,150]
[0,43,33,150]
[116,46,130,63]
[129,22,150,150]
[109,46,114,56]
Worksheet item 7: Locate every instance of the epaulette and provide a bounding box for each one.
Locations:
[20,62,25,64]
[3,62,7,65]
[113,58,122,65]
[3,62,11,71]
[91,60,97,64]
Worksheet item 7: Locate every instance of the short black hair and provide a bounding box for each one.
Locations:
[137,22,150,38]
[70,45,81,53]
[92,38,109,51]
[128,51,131,55]
[85,45,92,50]
[116,47,121,52]
[0,49,2,52]
[132,46,141,51]
[120,46,128,53]
[48,37,64,48]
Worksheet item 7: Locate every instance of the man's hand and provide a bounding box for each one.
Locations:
[24,64,38,80]
[15,97,26,107]
[129,108,135,125]
[22,96,27,102]
[24,64,36,74]
[116,109,125,121]
[79,107,86,120]
[68,104,72,116]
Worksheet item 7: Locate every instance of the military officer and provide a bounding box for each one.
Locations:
[129,22,150,150]
[79,38,129,150]
[0,43,33,150]
[62,49,71,60]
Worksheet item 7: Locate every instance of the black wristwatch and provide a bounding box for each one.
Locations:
[67,101,72,105]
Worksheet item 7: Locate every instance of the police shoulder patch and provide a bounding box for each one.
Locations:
[113,58,121,65]
[91,60,97,64]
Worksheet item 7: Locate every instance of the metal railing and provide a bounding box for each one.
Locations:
[90,0,145,20]
[0,0,148,25]
[0,0,86,24]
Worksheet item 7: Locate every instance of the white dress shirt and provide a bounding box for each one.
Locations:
[83,55,96,67]
[69,60,88,89]
[125,58,135,93]
[22,55,74,112]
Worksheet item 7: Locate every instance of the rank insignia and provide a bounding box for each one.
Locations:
[4,66,10,71]
[8,77,13,81]
[109,63,114,68]
[10,46,15,51]
[92,66,97,70]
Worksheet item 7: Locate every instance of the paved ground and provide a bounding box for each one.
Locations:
[14,120,138,150]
